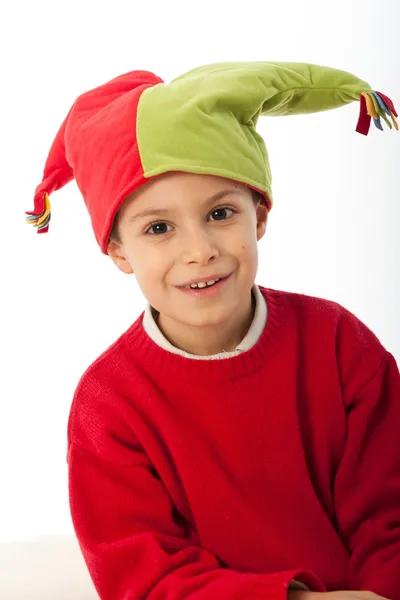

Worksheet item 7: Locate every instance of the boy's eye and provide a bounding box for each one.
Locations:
[145,207,236,235]
[210,207,235,221]
[147,222,171,235]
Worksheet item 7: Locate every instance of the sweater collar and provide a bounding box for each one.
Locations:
[123,286,290,382]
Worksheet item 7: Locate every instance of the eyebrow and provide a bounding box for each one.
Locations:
[127,189,241,224]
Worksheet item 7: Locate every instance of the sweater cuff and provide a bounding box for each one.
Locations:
[289,579,309,590]
[242,569,326,599]
[284,569,326,593]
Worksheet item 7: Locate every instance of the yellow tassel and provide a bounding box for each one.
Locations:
[361,92,378,120]
[26,192,51,229]
[390,112,399,130]
[35,192,51,227]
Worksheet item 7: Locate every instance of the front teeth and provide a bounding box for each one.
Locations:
[186,278,221,289]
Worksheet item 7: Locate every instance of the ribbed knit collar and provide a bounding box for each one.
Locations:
[123,286,290,383]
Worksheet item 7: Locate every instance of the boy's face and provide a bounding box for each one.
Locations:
[107,172,268,343]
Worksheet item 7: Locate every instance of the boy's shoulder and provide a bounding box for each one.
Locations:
[260,284,350,322]
[263,284,385,344]
[67,312,145,448]
[71,312,144,401]
[261,285,388,389]
[262,284,369,322]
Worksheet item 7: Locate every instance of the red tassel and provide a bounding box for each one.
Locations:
[376,92,398,117]
[356,94,371,136]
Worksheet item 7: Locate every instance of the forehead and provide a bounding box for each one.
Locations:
[121,172,249,217]
[141,172,245,198]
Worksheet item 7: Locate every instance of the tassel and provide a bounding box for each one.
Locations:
[362,92,378,119]
[356,90,398,135]
[370,92,392,130]
[25,192,51,234]
[356,94,371,135]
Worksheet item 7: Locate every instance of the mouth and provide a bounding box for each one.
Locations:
[178,273,231,289]
[177,273,232,297]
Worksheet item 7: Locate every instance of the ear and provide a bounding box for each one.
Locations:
[256,201,268,241]
[106,239,134,274]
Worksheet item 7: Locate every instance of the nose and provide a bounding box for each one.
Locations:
[180,227,219,264]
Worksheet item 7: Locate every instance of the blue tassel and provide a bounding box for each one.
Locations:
[373,116,384,131]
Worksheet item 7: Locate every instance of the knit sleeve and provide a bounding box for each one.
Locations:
[333,342,400,599]
[67,373,325,600]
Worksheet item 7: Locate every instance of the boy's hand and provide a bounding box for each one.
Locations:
[288,590,392,600]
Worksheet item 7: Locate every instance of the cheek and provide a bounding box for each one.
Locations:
[238,236,259,271]
[238,234,257,257]
[132,250,169,288]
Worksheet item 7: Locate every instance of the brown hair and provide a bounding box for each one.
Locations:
[110,206,123,244]
[109,188,265,245]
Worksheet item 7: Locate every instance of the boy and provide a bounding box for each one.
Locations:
[26,62,400,599]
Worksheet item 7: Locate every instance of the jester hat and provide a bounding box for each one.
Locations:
[25,61,397,254]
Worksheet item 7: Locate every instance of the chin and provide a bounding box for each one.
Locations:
[179,305,233,328]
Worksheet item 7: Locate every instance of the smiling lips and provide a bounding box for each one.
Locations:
[184,278,222,289]
[177,274,232,297]
[178,273,231,288]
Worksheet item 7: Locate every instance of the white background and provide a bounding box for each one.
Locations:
[1,0,399,542]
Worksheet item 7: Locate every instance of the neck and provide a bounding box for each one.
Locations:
[155,289,256,356]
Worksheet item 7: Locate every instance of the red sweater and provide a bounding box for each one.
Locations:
[67,286,400,600]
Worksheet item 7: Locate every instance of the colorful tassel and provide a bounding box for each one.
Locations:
[25,192,51,233]
[356,90,398,135]
[370,92,392,130]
